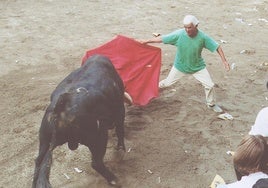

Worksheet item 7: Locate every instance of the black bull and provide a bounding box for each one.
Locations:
[32,55,126,187]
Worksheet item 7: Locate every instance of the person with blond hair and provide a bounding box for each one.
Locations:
[217,135,268,188]
[139,15,230,112]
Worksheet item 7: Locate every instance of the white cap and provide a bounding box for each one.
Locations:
[249,107,268,137]
[183,15,199,26]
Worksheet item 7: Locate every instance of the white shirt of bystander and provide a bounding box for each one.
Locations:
[249,107,268,136]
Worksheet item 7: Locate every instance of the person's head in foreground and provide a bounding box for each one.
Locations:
[233,135,268,180]
[183,15,199,37]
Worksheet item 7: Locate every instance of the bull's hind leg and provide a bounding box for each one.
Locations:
[32,141,49,188]
[35,148,54,188]
[115,105,125,151]
[88,128,118,186]
[32,123,56,188]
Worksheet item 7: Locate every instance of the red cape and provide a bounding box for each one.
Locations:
[82,35,161,106]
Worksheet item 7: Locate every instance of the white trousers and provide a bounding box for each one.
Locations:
[159,66,216,106]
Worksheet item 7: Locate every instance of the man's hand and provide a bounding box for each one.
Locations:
[223,61,230,71]
[136,39,148,44]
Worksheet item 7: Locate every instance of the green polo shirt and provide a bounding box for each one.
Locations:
[162,29,219,73]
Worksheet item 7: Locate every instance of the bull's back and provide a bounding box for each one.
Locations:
[51,55,124,104]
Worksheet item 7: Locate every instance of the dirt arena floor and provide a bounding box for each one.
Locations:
[0,0,267,187]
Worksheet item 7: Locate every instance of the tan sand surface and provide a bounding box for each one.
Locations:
[0,0,267,187]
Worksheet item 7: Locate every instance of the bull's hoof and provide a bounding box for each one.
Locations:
[109,179,121,188]
[116,145,125,152]
[112,147,125,162]
[36,179,52,188]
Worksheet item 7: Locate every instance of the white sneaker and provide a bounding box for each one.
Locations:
[159,81,166,89]
[208,104,223,113]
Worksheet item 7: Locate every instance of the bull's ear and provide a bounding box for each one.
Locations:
[54,93,70,114]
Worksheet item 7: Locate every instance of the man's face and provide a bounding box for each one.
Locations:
[184,23,198,37]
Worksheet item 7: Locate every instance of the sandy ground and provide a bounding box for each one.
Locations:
[0,0,268,188]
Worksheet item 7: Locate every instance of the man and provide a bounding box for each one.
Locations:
[139,15,230,112]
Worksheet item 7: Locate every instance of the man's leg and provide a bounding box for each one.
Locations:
[159,66,184,88]
[193,68,223,112]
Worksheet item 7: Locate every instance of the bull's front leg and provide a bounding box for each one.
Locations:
[88,128,119,186]
[115,124,125,151]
